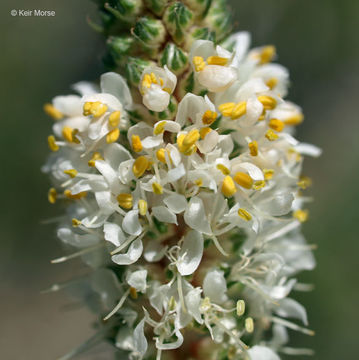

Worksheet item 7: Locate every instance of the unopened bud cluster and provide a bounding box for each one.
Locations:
[43,1,320,359]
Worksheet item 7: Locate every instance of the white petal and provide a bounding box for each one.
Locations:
[163,194,187,214]
[276,298,308,325]
[57,227,98,248]
[53,95,82,117]
[133,319,148,358]
[177,230,203,276]
[123,210,142,235]
[248,346,280,360]
[104,143,132,170]
[156,329,183,350]
[184,197,212,235]
[203,269,228,304]
[104,222,126,247]
[82,93,122,111]
[141,135,163,149]
[295,143,322,157]
[167,163,186,182]
[126,270,147,293]
[185,288,203,324]
[144,240,167,262]
[259,191,294,216]
[100,72,132,109]
[112,238,143,265]
[143,86,170,112]
[71,81,98,96]
[198,66,237,92]
[152,206,178,224]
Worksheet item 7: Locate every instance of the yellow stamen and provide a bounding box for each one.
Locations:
[106,128,120,143]
[154,122,166,135]
[64,190,87,199]
[248,141,258,156]
[202,110,217,125]
[284,113,304,126]
[177,134,197,155]
[133,156,149,178]
[259,46,276,64]
[266,77,278,90]
[130,287,138,299]
[108,111,121,127]
[138,199,148,216]
[43,103,63,120]
[218,102,235,117]
[62,126,80,144]
[141,73,152,89]
[293,209,309,223]
[253,180,265,190]
[47,135,59,152]
[72,218,82,227]
[245,317,254,333]
[156,148,172,164]
[152,182,163,195]
[263,169,274,180]
[48,188,57,204]
[88,152,103,167]
[269,118,285,132]
[83,101,108,117]
[234,172,253,189]
[183,129,200,147]
[195,178,203,187]
[63,169,78,178]
[236,300,245,316]
[216,164,230,175]
[238,208,252,221]
[131,135,143,152]
[231,101,247,120]
[162,87,171,93]
[117,193,133,209]
[221,176,237,197]
[193,56,206,72]
[265,129,279,141]
[199,127,212,139]
[207,56,228,66]
[297,176,312,190]
[150,72,158,84]
[258,95,277,110]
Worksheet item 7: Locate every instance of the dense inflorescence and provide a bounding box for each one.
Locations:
[43,1,321,359]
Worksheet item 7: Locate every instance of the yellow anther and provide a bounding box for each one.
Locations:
[248,141,258,156]
[108,111,121,127]
[258,109,266,122]
[154,122,166,135]
[259,45,276,64]
[199,127,212,139]
[266,77,278,90]
[236,300,245,316]
[83,101,108,117]
[221,176,237,197]
[297,176,312,190]
[63,169,78,178]
[253,180,265,190]
[141,74,152,90]
[162,87,172,93]
[183,129,200,147]
[284,113,304,126]
[152,182,163,195]
[159,78,164,86]
[64,190,87,199]
[293,209,309,223]
[83,102,93,116]
[218,102,235,117]
[269,118,285,132]
[43,103,63,120]
[245,317,254,333]
[217,164,230,175]
[238,208,252,221]
[133,156,149,178]
[88,152,103,167]
[48,188,57,204]
[195,178,203,187]
[117,193,133,209]
[207,56,228,66]
[231,101,247,120]
[202,110,217,125]
[177,134,197,155]
[72,218,82,227]
[62,126,80,144]
[263,169,274,180]
[288,148,302,162]
[106,128,120,143]
[234,172,253,189]
[150,72,158,84]
[258,95,277,110]
[138,199,148,216]
[193,56,206,72]
[156,148,172,164]
[131,135,143,152]
[47,135,59,152]
[130,287,138,299]
[265,129,279,141]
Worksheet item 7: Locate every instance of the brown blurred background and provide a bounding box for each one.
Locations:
[0,0,358,359]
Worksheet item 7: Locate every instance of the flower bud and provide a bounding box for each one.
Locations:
[205,0,232,41]
[125,57,155,86]
[106,0,143,21]
[107,36,135,65]
[183,26,216,51]
[144,0,169,16]
[160,43,188,75]
[133,17,167,49]
[184,0,212,19]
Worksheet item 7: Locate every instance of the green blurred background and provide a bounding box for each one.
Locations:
[0,0,358,359]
